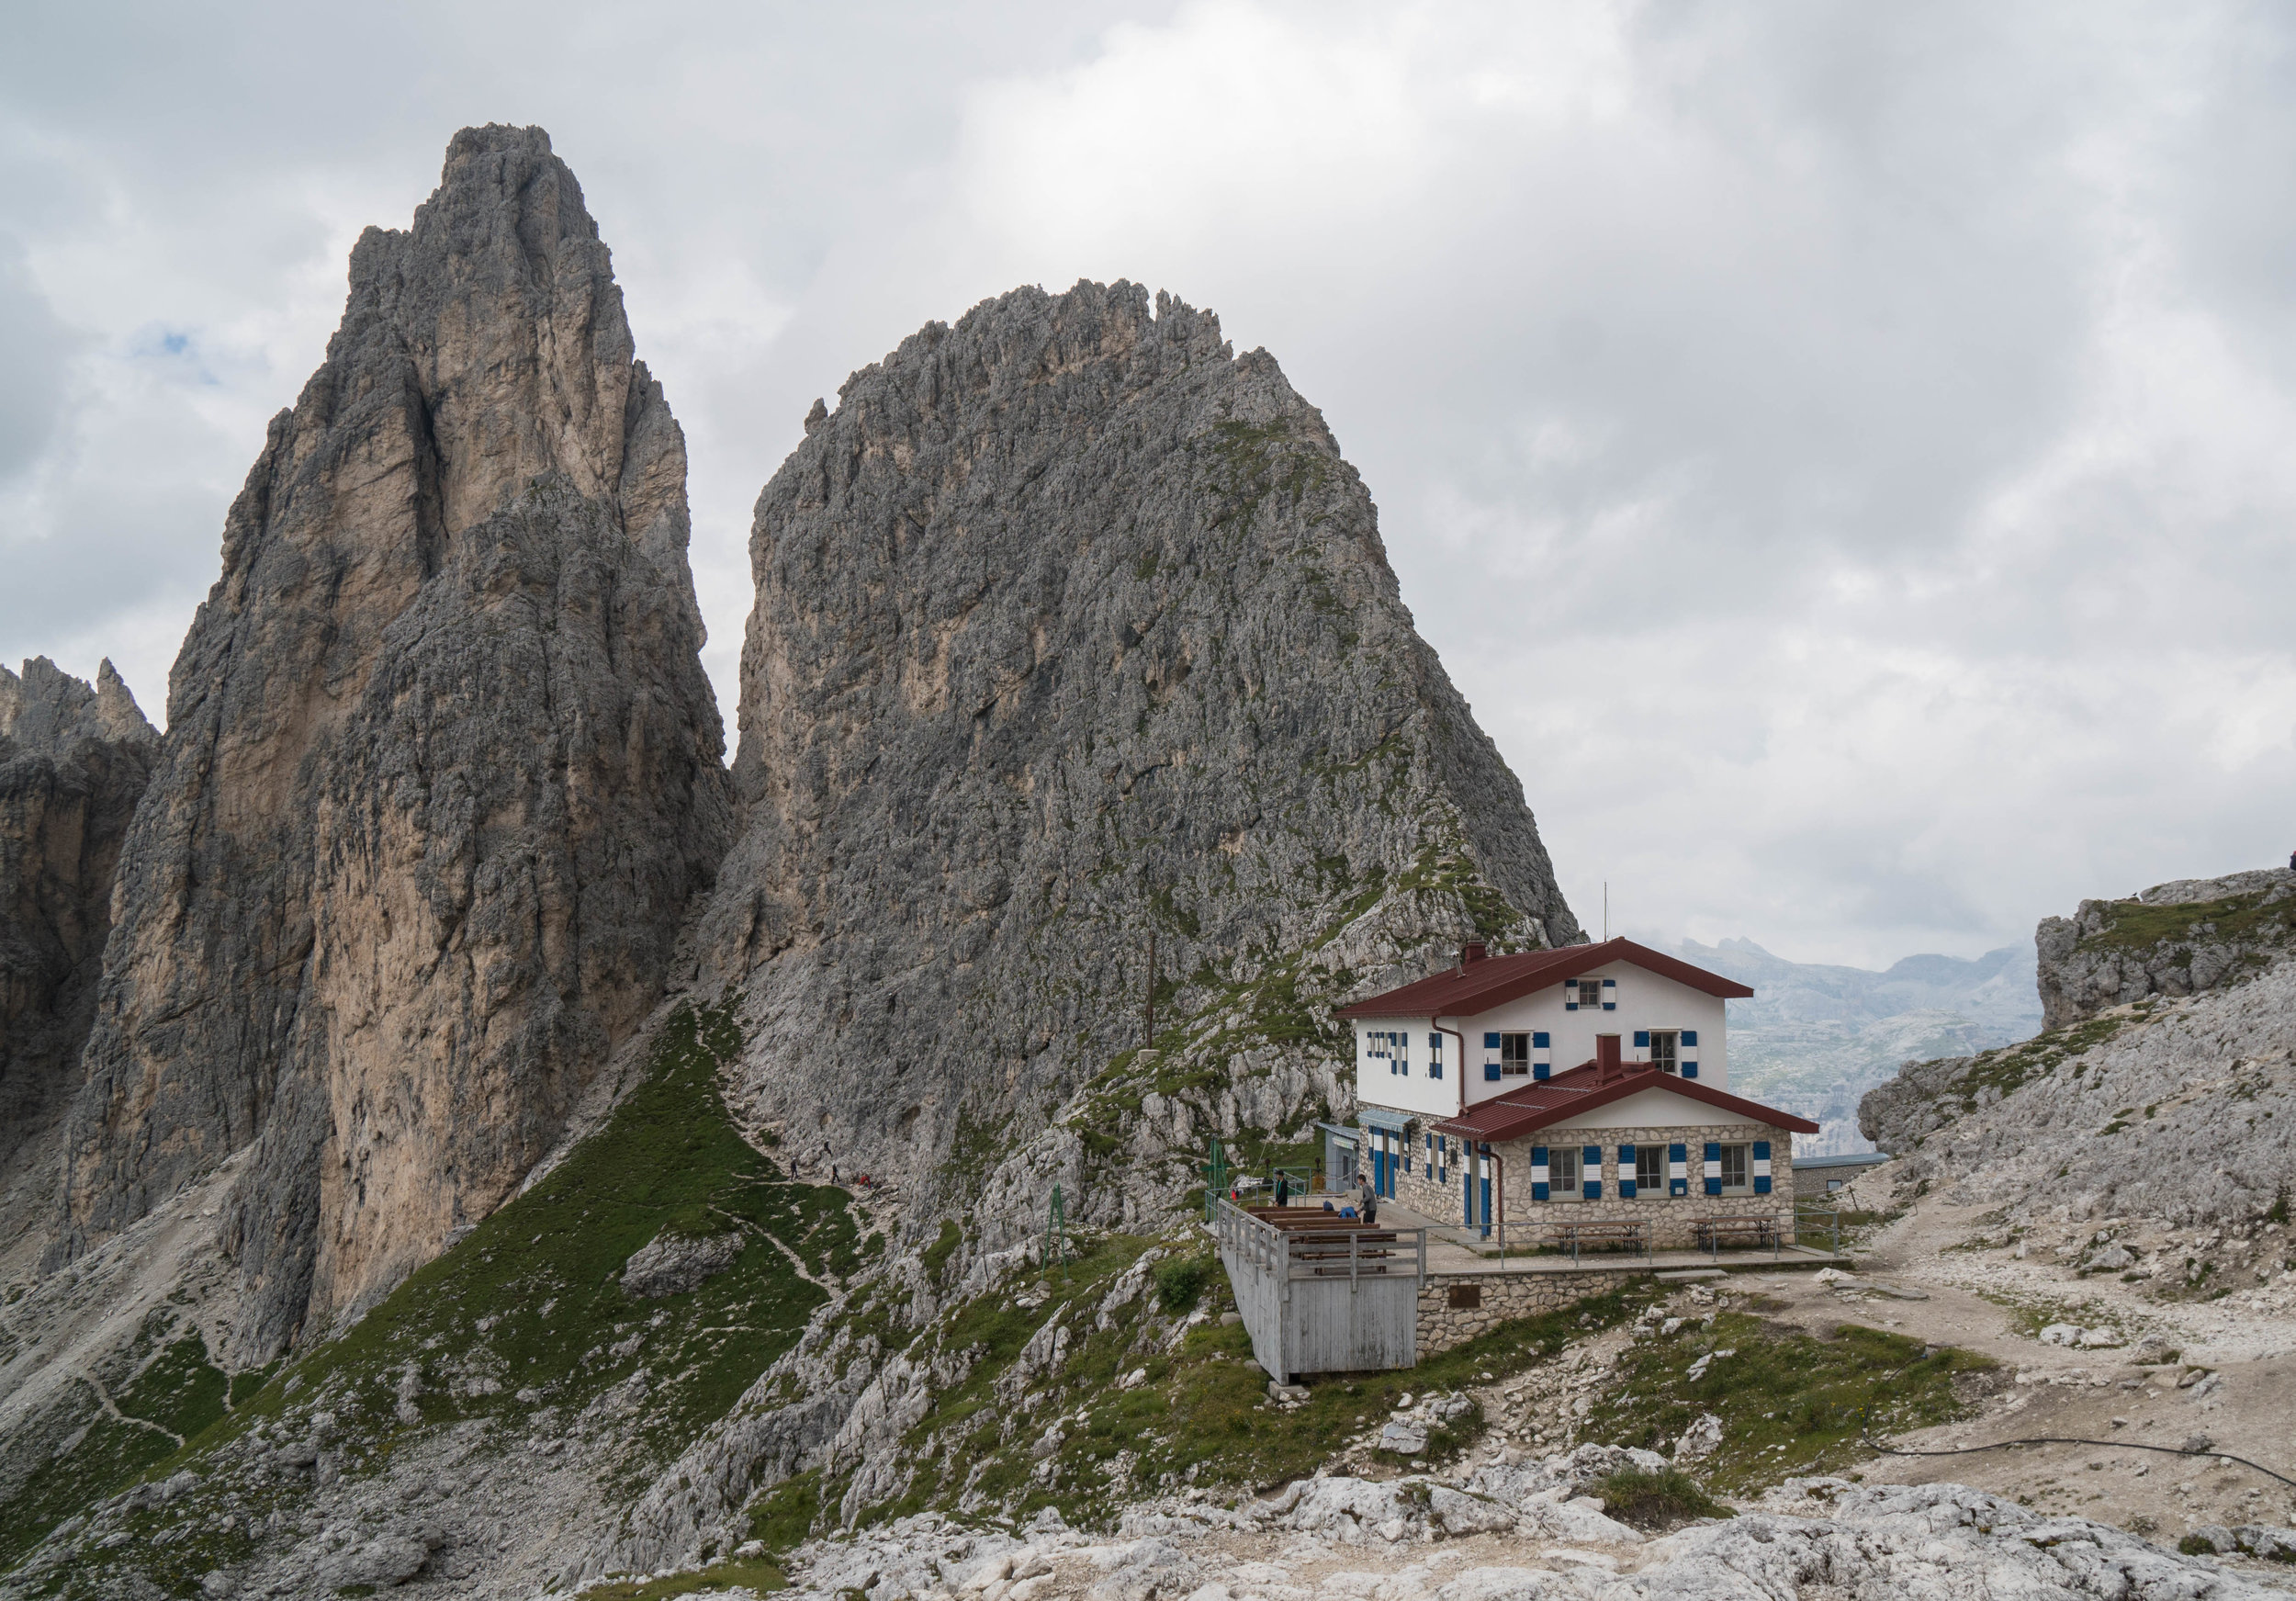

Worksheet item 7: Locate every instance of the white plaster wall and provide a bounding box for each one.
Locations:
[1548,1085,1768,1130]
[1452,962,1732,1102]
[1351,1014,1459,1119]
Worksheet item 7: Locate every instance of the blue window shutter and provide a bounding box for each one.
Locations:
[1618,1142,1637,1198]
[1755,1174,1773,1194]
[1534,1064,1548,1080]
[1704,1140,1723,1196]
[1430,1032,1441,1049]
[1670,1141,1688,1196]
[1484,1032,1501,1049]
[1633,1031,1649,1049]
[1531,1144,1549,1202]
[1602,978,1617,1011]
[1754,1139,1773,1194]
[1532,1032,1549,1048]
[1753,1140,1771,1158]
[1565,998,1578,1011]
[1682,1029,1698,1046]
[1484,1062,1501,1081]
[1583,1144,1602,1200]
[1682,1061,1698,1079]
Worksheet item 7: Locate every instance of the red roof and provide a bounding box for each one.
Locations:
[1430,1060,1819,1144]
[1335,937,1753,1020]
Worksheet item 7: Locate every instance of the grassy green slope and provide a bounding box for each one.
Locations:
[3,1004,861,1599]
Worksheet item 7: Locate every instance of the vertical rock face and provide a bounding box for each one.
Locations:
[59,126,731,1354]
[0,660,159,1261]
[699,280,1577,1201]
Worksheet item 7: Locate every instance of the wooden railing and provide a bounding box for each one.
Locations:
[1213,1200,1427,1283]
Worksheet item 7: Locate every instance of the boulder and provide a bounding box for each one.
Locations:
[1672,1413,1725,1462]
[621,1230,745,1300]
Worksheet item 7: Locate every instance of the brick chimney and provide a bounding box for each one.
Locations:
[1458,941,1488,972]
[1595,1033,1622,1077]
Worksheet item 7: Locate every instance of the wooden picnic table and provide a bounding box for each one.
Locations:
[1544,1219,1649,1264]
[1694,1214,1781,1256]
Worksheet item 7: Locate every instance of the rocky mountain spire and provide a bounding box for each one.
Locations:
[58,126,732,1355]
[0,658,159,1265]
[697,279,1577,1212]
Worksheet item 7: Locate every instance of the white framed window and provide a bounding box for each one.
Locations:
[1649,1031,1679,1074]
[1500,1032,1532,1075]
[1549,1146,1581,1196]
[1635,1145,1664,1193]
[1575,979,1601,1008]
[1718,1144,1750,1194]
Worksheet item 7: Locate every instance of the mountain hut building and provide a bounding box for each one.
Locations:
[1340,939,1818,1249]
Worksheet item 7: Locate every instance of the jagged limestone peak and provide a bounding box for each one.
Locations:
[56,126,730,1359]
[701,277,1579,1227]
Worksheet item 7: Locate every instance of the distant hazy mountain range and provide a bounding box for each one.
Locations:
[1675,937,2043,1157]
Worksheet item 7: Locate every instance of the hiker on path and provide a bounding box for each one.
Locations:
[1275,1171,1290,1207]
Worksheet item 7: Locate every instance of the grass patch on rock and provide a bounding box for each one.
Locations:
[582,1556,788,1597]
[1585,1311,1990,1494]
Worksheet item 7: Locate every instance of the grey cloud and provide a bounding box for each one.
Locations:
[6,0,2296,965]
[0,243,83,479]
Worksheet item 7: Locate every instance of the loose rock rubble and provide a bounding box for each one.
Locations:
[731,1459,2291,1601]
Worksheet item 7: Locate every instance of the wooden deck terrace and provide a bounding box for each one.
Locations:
[1263,1196,1853,1275]
[1213,1200,1425,1382]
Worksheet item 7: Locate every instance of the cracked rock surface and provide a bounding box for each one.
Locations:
[741,1468,2282,1601]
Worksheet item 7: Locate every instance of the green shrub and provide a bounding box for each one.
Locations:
[2179,1534,2217,1556]
[1591,1467,1735,1530]
[1154,1257,1212,1313]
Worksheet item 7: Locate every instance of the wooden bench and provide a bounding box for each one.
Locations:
[1545,1220,1649,1264]
[1694,1215,1780,1256]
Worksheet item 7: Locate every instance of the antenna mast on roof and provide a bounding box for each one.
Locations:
[1603,882,1608,941]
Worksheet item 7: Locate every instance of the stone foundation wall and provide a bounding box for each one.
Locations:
[1415,1268,1638,1354]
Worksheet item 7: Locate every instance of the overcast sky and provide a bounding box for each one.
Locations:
[6,1,2294,969]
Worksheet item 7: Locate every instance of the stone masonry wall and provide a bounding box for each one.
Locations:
[1414,1268,1638,1354]
[1393,1122,1797,1249]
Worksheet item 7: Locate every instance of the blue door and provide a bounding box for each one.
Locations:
[1480,1175,1492,1236]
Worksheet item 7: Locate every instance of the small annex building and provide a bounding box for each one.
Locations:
[1339,938,1818,1249]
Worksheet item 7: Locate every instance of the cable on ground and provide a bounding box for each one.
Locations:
[1857,1412,2296,1491]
